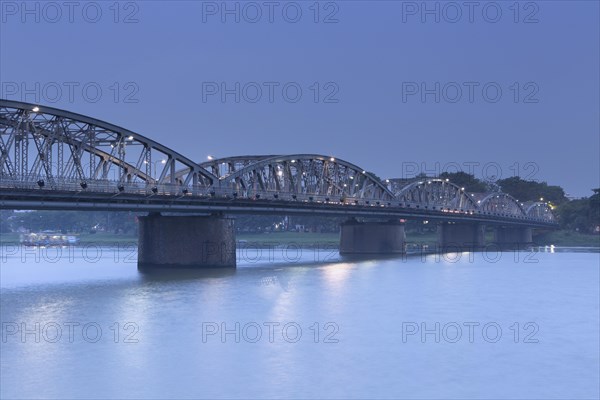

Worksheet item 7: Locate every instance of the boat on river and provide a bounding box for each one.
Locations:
[20,232,79,246]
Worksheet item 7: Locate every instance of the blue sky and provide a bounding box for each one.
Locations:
[1,0,598,196]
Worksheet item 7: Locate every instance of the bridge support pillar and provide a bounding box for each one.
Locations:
[437,222,485,251]
[339,219,406,255]
[493,226,533,249]
[138,213,236,269]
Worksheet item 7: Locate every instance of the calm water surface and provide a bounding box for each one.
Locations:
[1,246,599,399]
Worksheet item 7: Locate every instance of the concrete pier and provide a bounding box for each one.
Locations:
[493,226,533,249]
[339,219,406,255]
[437,222,485,251]
[138,213,236,268]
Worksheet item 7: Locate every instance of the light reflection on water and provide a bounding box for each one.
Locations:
[1,247,599,399]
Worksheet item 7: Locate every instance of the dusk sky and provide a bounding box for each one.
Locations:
[1,1,598,196]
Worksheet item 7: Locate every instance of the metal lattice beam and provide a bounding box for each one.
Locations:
[394,178,478,211]
[0,100,216,195]
[222,154,396,202]
[526,202,555,222]
[0,100,557,225]
[477,193,527,217]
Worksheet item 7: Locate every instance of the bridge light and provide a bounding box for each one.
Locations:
[330,157,335,162]
[385,179,390,183]
[80,182,88,189]
[207,155,214,160]
[277,171,283,177]
[461,187,465,191]
[445,178,449,182]
[291,160,296,163]
[161,159,166,164]
[37,179,45,188]
[32,106,40,112]
[128,136,134,140]
[540,197,544,201]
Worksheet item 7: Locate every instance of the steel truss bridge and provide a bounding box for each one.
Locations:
[0,100,556,229]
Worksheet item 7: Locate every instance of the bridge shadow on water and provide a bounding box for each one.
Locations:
[136,253,408,280]
[339,253,409,263]
[137,265,237,283]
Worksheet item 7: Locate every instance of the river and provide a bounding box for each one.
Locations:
[1,245,598,399]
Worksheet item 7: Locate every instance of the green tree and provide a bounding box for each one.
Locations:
[438,172,488,192]
[497,176,567,205]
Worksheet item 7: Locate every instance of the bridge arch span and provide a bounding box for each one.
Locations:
[526,202,556,222]
[394,179,479,212]
[0,100,216,195]
[220,154,396,202]
[477,193,527,218]
[199,155,279,179]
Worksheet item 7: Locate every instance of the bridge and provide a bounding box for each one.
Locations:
[0,100,557,267]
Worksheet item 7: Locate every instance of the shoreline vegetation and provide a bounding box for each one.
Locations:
[1,231,598,248]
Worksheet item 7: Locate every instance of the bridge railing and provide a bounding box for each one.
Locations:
[0,175,556,224]
[0,174,214,197]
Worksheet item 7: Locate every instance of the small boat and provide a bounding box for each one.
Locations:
[20,232,79,246]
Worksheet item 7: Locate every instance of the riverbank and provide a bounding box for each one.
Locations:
[1,230,598,248]
[0,232,138,245]
[533,230,600,247]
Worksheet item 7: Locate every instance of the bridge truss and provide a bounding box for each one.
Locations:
[0,100,557,226]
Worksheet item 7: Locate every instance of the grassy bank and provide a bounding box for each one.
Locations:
[533,231,600,247]
[0,232,137,245]
[2,230,598,248]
